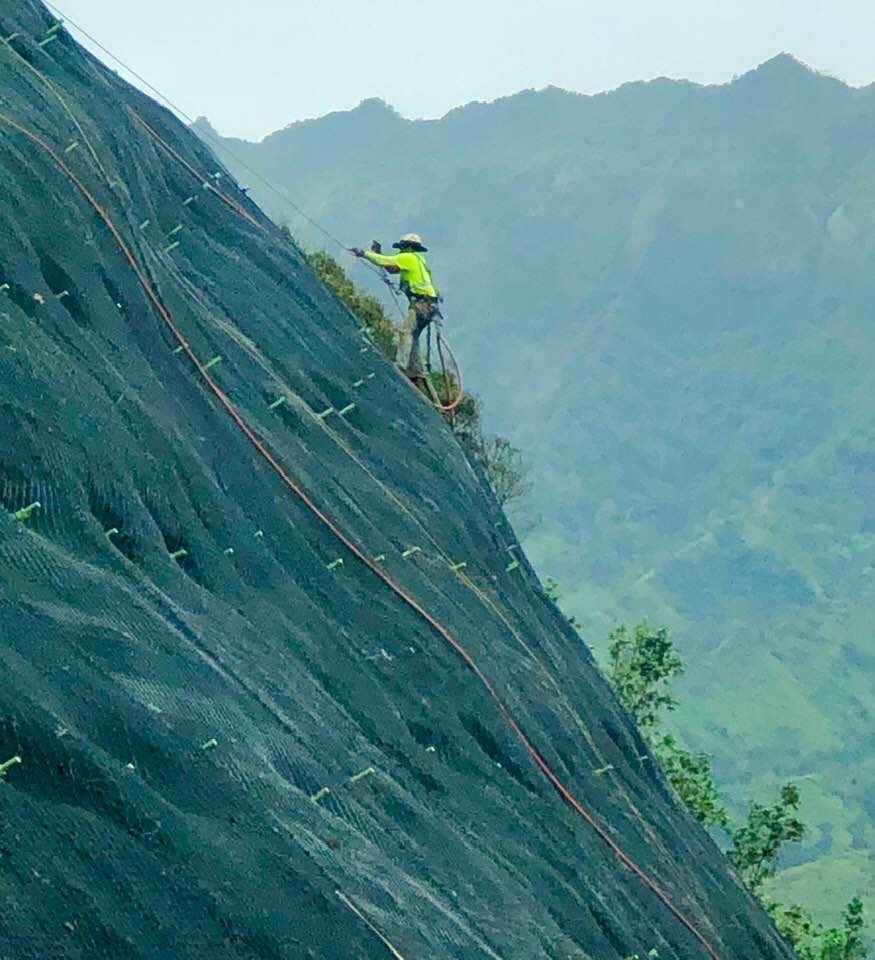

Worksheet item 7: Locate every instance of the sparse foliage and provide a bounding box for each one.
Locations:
[654,734,728,827]
[306,248,396,358]
[767,897,867,960]
[451,391,528,508]
[728,784,807,891]
[605,619,870,959]
[478,435,528,507]
[607,622,682,729]
[542,577,582,631]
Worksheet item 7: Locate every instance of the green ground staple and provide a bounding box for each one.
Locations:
[0,756,22,778]
[12,502,41,522]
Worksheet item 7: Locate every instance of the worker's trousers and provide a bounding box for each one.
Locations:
[397,297,440,375]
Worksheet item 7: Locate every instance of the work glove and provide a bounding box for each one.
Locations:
[370,240,382,254]
[349,247,365,258]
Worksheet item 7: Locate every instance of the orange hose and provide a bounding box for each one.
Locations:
[0,111,721,960]
[435,330,464,413]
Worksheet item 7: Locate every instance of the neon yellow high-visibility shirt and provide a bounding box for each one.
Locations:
[364,250,437,299]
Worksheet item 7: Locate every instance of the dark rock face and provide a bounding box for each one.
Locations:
[0,3,791,958]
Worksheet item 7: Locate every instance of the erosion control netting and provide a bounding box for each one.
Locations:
[0,3,793,959]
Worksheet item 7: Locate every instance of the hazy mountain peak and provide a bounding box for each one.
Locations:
[192,114,219,137]
[735,52,846,91]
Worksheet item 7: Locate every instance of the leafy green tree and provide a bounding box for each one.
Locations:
[654,734,728,828]
[728,784,807,891]
[605,621,870,960]
[606,622,727,826]
[607,622,682,729]
[768,897,867,960]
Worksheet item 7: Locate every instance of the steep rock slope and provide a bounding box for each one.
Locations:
[196,64,875,910]
[0,4,790,958]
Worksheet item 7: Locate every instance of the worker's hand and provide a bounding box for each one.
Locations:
[370,240,382,254]
[349,247,365,258]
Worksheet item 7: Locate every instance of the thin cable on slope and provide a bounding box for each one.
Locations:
[0,29,110,184]
[43,0,358,251]
[336,891,408,960]
[128,108,265,233]
[41,0,410,323]
[0,111,721,960]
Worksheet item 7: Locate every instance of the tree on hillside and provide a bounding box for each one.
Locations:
[600,616,870,960]
[607,622,682,729]
[728,784,806,891]
[768,897,867,960]
[656,734,729,828]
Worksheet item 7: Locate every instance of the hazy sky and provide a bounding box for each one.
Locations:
[52,0,875,141]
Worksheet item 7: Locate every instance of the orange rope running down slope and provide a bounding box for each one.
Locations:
[0,112,721,960]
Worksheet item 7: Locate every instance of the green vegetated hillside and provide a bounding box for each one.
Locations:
[195,55,875,915]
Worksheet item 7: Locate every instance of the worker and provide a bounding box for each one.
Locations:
[351,233,440,377]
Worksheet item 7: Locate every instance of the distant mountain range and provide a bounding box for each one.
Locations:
[195,54,875,915]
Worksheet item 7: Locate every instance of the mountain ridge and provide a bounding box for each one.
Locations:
[193,54,866,145]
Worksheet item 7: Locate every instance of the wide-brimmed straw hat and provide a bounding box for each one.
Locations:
[392,232,428,252]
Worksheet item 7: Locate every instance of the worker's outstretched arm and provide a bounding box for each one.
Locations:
[363,250,403,269]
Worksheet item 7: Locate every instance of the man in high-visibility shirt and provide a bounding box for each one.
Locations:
[351,233,440,376]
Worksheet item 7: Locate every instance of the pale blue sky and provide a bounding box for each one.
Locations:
[51,0,875,141]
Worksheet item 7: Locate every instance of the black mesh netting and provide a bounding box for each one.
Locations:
[0,3,794,958]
